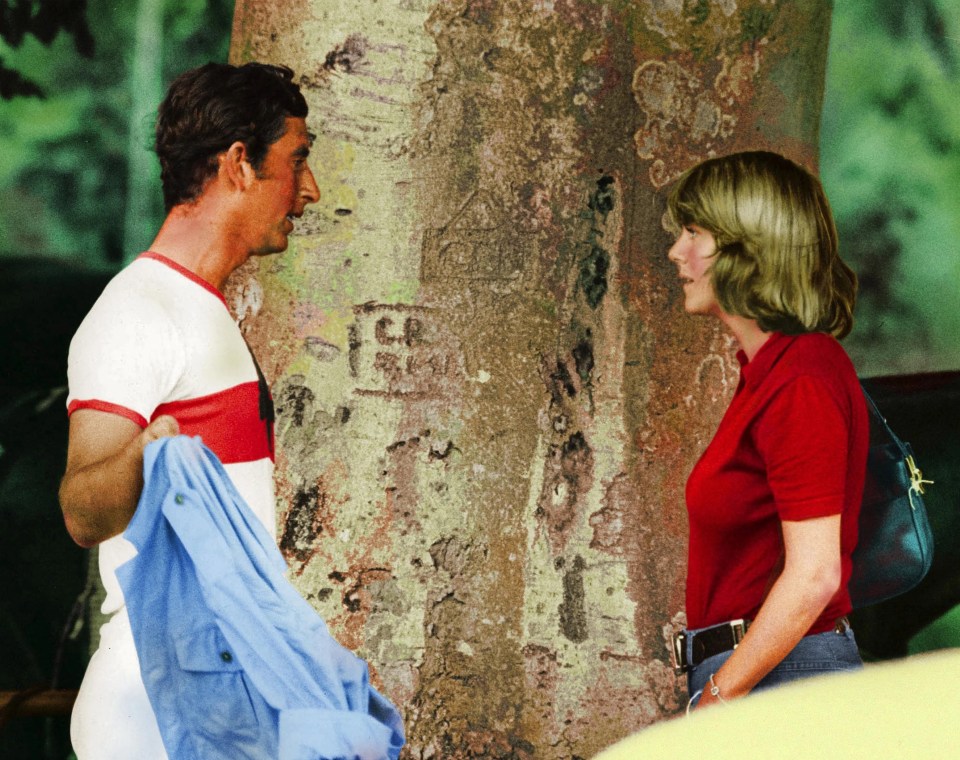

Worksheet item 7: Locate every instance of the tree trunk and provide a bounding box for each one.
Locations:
[227,1,831,757]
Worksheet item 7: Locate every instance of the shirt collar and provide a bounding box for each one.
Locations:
[138,251,229,309]
[736,332,796,390]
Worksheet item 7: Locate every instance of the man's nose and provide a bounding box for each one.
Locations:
[301,167,320,204]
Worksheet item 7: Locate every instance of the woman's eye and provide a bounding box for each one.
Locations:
[684,226,697,238]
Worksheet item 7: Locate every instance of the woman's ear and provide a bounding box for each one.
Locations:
[220,141,256,190]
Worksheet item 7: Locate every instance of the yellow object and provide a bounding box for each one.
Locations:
[593,650,960,759]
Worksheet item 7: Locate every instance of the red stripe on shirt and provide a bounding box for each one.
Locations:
[153,382,274,464]
[68,399,149,428]
[138,251,228,308]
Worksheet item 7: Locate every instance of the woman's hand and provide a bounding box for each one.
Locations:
[694,514,843,709]
[694,677,726,710]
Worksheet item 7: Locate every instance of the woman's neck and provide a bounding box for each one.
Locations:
[720,313,771,362]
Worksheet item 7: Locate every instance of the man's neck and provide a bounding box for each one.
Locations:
[147,201,247,291]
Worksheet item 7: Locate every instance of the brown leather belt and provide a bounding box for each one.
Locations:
[671,616,851,675]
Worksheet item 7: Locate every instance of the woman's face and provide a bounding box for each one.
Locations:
[667,223,722,317]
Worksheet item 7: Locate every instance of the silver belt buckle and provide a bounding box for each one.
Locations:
[730,618,747,647]
[671,630,687,675]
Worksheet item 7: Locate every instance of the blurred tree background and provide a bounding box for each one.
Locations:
[821,0,960,377]
[820,0,960,658]
[0,0,234,268]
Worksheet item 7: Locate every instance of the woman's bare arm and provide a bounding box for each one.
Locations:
[695,514,842,708]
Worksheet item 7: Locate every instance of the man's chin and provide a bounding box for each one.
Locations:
[252,241,289,257]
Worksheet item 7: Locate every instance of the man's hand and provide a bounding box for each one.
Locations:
[142,415,179,445]
[60,410,179,547]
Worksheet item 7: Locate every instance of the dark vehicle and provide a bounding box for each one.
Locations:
[0,258,110,759]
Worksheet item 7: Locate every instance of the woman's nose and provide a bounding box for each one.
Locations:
[667,238,683,263]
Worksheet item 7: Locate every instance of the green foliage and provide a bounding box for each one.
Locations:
[0,0,233,266]
[821,0,960,376]
[0,0,95,99]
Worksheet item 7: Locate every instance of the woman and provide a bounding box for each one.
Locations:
[666,151,868,709]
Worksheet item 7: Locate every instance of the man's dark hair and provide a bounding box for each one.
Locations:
[155,62,308,211]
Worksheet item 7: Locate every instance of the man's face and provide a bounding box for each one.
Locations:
[244,116,320,256]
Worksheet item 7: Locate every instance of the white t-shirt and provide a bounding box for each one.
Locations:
[67,252,278,759]
[67,251,276,615]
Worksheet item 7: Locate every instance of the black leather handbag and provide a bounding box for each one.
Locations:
[848,387,934,609]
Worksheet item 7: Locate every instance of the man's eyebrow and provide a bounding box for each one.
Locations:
[293,144,311,159]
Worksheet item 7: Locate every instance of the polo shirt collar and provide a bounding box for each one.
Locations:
[139,251,229,309]
[736,331,796,390]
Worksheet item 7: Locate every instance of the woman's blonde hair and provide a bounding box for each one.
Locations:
[667,151,857,338]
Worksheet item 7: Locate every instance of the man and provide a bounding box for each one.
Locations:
[60,62,319,758]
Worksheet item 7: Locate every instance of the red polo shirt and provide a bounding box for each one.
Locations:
[685,331,868,635]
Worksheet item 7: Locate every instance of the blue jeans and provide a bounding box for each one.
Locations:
[686,624,863,704]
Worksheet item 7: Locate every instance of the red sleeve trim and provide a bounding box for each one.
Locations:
[67,399,148,428]
[138,251,228,308]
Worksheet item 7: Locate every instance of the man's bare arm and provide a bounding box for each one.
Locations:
[59,410,179,547]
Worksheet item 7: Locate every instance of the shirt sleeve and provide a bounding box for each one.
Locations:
[66,282,185,426]
[753,374,851,521]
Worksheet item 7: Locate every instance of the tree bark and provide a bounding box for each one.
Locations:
[228,1,831,756]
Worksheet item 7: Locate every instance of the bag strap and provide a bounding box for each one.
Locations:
[860,383,911,458]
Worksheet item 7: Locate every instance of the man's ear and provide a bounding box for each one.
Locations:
[220,141,256,190]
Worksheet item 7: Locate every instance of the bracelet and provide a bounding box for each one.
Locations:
[708,673,728,705]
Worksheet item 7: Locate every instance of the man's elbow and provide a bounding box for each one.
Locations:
[66,525,100,549]
[59,478,100,549]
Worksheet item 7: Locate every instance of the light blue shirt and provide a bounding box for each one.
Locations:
[117,435,405,760]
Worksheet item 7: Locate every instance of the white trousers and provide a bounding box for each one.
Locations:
[71,609,168,759]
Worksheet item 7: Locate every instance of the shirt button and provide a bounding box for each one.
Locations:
[175,494,185,505]
[220,651,233,663]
